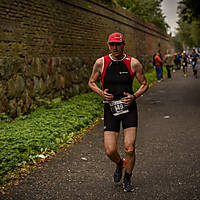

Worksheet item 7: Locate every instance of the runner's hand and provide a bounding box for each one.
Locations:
[103,89,114,102]
[121,92,134,107]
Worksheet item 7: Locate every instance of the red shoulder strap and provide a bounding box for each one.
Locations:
[123,55,134,79]
[101,55,111,84]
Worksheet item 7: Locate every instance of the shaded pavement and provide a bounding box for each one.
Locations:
[1,68,200,200]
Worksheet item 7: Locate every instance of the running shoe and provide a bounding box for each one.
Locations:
[113,158,125,183]
[123,178,134,192]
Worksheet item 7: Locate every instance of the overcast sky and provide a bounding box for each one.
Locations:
[161,0,180,36]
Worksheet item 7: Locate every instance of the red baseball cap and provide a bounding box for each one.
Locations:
[107,32,125,43]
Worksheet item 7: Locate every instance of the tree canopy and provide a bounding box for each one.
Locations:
[117,0,168,31]
[97,0,168,32]
[177,0,200,23]
[176,0,200,48]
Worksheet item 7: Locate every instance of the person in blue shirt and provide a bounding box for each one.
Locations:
[190,48,199,78]
[173,53,178,71]
[176,53,182,70]
[181,51,188,77]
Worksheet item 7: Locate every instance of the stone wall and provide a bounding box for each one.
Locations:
[0,56,90,116]
[0,0,173,116]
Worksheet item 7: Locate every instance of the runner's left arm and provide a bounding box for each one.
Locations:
[122,58,149,106]
[132,58,149,98]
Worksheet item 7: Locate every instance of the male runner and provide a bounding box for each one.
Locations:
[88,32,149,192]
[154,51,163,82]
[181,51,188,77]
[164,49,173,78]
[190,48,199,78]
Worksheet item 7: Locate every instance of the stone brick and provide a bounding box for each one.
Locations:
[47,57,56,75]
[60,75,65,89]
[7,75,25,98]
[26,78,34,97]
[0,97,8,113]
[0,62,5,78]
[0,82,6,99]
[70,70,83,84]
[33,76,40,95]
[33,58,42,77]
[64,71,72,88]
[24,95,32,112]
[8,98,17,117]
[7,78,16,98]
[17,99,24,115]
[15,75,25,95]
[40,59,48,80]
[38,78,46,95]
[72,84,80,96]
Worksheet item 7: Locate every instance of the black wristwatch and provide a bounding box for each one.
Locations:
[133,94,137,100]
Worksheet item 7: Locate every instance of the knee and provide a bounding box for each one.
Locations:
[105,146,117,157]
[124,145,135,156]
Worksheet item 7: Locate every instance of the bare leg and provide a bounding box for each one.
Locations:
[124,127,137,174]
[104,131,120,163]
[183,67,187,75]
[184,67,187,75]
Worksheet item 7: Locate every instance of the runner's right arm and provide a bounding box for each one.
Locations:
[88,58,114,102]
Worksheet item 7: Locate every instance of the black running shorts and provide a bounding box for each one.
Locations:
[104,100,138,132]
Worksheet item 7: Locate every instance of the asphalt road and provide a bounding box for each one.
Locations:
[1,68,200,200]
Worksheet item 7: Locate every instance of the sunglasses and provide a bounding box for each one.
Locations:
[108,42,124,46]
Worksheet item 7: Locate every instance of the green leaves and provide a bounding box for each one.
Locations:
[0,92,103,185]
[176,0,200,47]
[102,0,168,32]
[178,0,200,23]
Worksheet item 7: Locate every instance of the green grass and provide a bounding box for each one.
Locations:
[0,93,103,186]
[133,66,167,90]
[0,66,166,188]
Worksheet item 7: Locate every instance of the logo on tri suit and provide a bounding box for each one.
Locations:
[119,71,128,74]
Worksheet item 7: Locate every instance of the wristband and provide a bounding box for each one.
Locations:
[133,94,137,100]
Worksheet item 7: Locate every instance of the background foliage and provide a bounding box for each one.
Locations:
[176,0,200,48]
[0,93,104,186]
[97,0,168,32]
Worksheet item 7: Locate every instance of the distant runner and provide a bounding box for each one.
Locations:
[181,51,188,77]
[88,32,149,192]
[190,48,199,78]
[154,51,163,82]
[164,49,173,79]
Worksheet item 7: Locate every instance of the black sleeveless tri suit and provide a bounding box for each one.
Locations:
[101,54,138,132]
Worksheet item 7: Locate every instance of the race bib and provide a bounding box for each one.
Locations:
[192,61,196,66]
[183,62,186,66]
[109,100,129,116]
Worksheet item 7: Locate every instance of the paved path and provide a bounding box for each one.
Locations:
[1,68,200,200]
